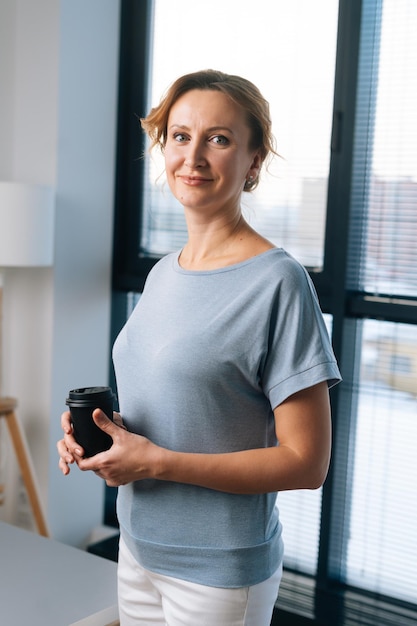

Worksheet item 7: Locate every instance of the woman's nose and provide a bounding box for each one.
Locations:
[184,141,206,168]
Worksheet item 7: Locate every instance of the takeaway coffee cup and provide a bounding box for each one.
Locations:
[66,386,115,457]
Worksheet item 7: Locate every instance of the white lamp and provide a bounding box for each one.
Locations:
[0,181,55,393]
[0,181,54,266]
[0,181,54,537]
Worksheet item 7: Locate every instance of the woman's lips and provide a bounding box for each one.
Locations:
[179,175,212,185]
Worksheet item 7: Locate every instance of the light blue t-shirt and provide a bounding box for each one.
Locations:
[113,248,341,587]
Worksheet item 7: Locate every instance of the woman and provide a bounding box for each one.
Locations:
[58,69,341,626]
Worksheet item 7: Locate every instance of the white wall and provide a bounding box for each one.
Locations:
[0,0,120,547]
[0,0,16,180]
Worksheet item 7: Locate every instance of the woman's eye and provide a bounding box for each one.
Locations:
[211,135,229,146]
[173,133,188,143]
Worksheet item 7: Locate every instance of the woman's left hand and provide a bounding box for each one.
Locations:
[75,409,161,487]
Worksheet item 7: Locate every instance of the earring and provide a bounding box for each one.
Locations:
[244,176,254,190]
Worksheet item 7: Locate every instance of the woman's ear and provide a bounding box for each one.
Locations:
[248,151,262,179]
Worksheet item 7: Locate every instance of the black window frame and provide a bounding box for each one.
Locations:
[109,1,417,624]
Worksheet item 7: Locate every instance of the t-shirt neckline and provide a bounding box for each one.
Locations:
[173,247,282,275]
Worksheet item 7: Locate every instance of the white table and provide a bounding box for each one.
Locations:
[0,521,118,625]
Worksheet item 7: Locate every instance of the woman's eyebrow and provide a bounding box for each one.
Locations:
[168,124,235,135]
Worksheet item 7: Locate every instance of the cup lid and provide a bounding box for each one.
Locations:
[66,386,114,406]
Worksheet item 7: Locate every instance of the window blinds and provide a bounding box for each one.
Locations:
[341,0,417,612]
[347,0,417,297]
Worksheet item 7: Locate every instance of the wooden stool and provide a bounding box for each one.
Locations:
[0,397,49,536]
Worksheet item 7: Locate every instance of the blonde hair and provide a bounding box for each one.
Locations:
[140,69,278,191]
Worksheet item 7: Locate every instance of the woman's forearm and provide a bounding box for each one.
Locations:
[155,444,328,495]
[154,382,331,494]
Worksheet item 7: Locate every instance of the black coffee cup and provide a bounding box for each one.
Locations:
[66,386,115,457]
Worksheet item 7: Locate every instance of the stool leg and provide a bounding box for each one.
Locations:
[4,410,50,537]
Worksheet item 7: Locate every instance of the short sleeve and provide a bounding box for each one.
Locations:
[261,260,341,409]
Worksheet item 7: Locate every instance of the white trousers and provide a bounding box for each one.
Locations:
[118,537,282,626]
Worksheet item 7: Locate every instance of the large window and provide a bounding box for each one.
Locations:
[346,322,417,602]
[111,1,417,624]
[141,0,338,270]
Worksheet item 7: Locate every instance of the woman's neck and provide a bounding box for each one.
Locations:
[179,215,274,271]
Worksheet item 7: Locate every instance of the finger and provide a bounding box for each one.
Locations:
[58,457,70,475]
[60,431,84,458]
[92,408,119,434]
[57,439,75,464]
[113,412,126,430]
[61,410,73,435]
[78,452,106,473]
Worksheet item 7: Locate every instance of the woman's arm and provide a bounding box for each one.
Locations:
[156,380,331,494]
[59,381,331,494]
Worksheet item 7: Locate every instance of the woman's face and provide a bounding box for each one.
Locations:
[164,89,261,218]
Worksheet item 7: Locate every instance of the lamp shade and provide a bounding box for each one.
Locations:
[0,182,55,267]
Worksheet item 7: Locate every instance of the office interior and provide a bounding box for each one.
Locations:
[0,1,415,625]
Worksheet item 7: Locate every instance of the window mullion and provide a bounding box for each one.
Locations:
[316,0,371,616]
